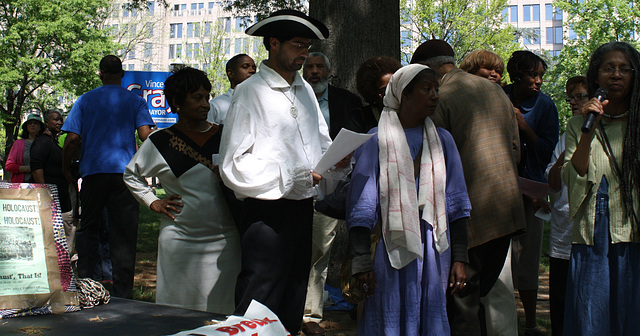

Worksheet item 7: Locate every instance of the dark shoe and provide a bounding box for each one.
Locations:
[301,321,325,335]
[524,327,542,336]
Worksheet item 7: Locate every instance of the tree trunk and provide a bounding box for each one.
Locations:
[309,0,400,286]
[309,0,400,94]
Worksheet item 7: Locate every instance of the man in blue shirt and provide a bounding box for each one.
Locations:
[62,55,154,298]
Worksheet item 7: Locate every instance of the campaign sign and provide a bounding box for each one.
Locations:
[122,71,176,129]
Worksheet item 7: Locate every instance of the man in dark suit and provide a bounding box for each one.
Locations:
[304,52,362,139]
[301,52,362,335]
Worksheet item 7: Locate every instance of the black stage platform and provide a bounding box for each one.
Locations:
[1,298,227,335]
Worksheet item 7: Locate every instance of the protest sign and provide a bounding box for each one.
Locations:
[0,183,78,318]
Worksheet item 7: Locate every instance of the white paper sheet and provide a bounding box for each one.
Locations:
[314,128,375,174]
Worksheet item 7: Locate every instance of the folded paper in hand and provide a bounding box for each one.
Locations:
[314,128,375,174]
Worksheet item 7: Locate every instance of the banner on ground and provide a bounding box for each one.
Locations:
[168,300,291,336]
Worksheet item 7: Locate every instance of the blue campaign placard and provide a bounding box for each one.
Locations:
[122,71,176,129]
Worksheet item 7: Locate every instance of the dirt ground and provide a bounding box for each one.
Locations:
[134,253,551,336]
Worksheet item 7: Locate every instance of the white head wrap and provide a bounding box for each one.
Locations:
[378,64,449,269]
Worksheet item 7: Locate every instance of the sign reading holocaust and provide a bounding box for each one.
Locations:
[0,199,49,296]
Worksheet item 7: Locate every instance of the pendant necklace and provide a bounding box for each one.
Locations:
[602,109,629,119]
[280,87,298,118]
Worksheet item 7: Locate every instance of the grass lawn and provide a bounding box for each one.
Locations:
[133,188,163,302]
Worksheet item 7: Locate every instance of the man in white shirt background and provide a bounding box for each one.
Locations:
[207,53,256,125]
[301,51,362,335]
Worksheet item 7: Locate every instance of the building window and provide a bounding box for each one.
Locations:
[173,3,186,16]
[108,24,119,36]
[545,4,562,21]
[524,28,540,45]
[144,43,153,58]
[523,5,540,22]
[128,64,135,70]
[187,23,200,37]
[208,2,215,13]
[144,64,152,71]
[545,27,563,44]
[224,38,230,54]
[147,1,154,15]
[143,23,154,38]
[169,44,183,59]
[186,43,200,58]
[509,5,518,22]
[110,5,119,18]
[123,4,137,18]
[191,2,204,15]
[235,16,251,30]
[128,49,135,59]
[401,30,411,48]
[218,17,231,33]
[203,21,212,36]
[170,23,183,38]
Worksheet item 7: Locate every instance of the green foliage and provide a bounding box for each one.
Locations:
[546,0,640,133]
[222,0,305,20]
[0,0,118,154]
[402,0,521,67]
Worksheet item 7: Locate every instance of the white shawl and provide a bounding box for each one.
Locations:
[378,64,449,270]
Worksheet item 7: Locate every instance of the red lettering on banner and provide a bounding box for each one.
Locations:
[240,321,257,329]
[262,317,279,323]
[127,83,142,91]
[252,319,267,326]
[232,324,246,331]
[215,326,239,335]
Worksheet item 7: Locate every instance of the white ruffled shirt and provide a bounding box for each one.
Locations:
[219,61,333,200]
[207,88,233,125]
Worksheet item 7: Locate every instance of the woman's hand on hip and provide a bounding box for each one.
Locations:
[150,194,183,220]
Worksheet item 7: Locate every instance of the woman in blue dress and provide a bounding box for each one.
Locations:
[562,41,640,335]
[347,64,472,335]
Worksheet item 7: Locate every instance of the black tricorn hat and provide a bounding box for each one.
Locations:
[245,9,329,40]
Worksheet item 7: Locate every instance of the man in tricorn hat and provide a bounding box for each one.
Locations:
[219,10,348,335]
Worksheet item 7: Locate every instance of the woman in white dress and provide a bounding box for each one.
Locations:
[124,67,240,313]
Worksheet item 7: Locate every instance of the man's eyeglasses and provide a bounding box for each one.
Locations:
[285,41,312,50]
[599,66,634,76]
[566,93,589,103]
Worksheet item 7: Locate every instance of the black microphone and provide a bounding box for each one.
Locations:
[581,88,608,133]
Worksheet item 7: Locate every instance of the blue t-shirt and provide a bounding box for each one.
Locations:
[62,85,154,177]
[504,84,559,183]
